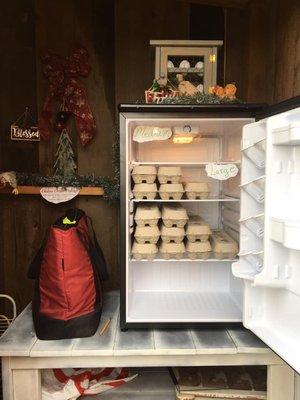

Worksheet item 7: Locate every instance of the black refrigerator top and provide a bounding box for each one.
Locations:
[119,95,300,119]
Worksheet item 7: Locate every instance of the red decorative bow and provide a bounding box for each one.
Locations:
[38,47,96,146]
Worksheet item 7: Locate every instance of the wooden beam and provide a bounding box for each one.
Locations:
[178,0,250,9]
[0,186,104,196]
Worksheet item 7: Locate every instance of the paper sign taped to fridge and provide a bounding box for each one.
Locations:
[205,163,238,180]
[40,187,80,204]
[133,126,172,143]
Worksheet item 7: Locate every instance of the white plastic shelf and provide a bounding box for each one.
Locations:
[131,196,240,203]
[131,161,241,166]
[127,291,242,322]
[130,255,238,263]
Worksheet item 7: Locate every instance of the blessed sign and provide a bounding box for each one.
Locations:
[11,124,40,141]
[205,163,239,180]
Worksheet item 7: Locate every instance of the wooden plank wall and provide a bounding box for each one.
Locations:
[0,0,299,313]
[0,0,189,313]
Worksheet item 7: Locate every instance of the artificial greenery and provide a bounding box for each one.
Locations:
[16,172,119,202]
[16,130,120,203]
[160,92,242,105]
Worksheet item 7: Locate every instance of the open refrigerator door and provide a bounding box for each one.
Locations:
[232,106,300,373]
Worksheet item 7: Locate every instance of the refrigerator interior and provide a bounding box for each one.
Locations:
[125,117,254,323]
[232,107,300,373]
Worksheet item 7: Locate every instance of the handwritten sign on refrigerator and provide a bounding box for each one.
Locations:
[205,163,238,181]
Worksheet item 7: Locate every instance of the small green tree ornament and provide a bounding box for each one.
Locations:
[53,129,77,176]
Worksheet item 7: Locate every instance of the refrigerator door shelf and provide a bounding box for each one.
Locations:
[270,217,300,250]
[272,122,300,145]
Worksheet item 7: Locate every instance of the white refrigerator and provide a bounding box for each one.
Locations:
[119,98,300,373]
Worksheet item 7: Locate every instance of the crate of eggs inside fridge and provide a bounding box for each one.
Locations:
[131,165,238,261]
[132,165,210,200]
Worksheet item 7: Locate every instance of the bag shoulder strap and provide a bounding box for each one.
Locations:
[77,217,109,281]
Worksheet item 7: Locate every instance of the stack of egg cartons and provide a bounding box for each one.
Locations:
[210,230,238,260]
[132,165,158,200]
[132,204,161,260]
[160,204,188,259]
[185,216,212,260]
[158,166,184,200]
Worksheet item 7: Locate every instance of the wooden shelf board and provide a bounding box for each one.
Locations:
[0,186,104,196]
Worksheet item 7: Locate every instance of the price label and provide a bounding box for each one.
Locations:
[205,163,238,181]
[133,126,172,143]
[40,187,80,204]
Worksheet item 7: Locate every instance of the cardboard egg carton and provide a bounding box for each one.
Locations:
[160,224,185,243]
[132,183,157,200]
[134,204,161,227]
[158,166,182,184]
[134,225,160,244]
[160,241,185,260]
[211,230,239,259]
[184,182,210,200]
[132,165,157,184]
[185,215,212,242]
[159,183,184,200]
[186,240,212,260]
[162,204,188,228]
[131,241,158,261]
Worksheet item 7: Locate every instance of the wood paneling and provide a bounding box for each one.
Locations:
[34,0,119,294]
[0,0,38,174]
[0,0,299,313]
[115,0,190,105]
[224,7,248,99]
[272,0,300,102]
[231,0,300,104]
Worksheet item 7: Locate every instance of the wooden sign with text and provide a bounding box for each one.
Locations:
[10,124,40,141]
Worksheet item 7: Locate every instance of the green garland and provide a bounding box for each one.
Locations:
[16,130,120,203]
[160,92,242,105]
[16,172,119,202]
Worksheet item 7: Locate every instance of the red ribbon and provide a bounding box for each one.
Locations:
[39,47,96,146]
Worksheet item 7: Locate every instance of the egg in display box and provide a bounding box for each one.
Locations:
[157,166,182,184]
[179,60,190,69]
[160,224,185,244]
[184,182,210,199]
[132,165,157,184]
[134,204,161,227]
[132,183,157,200]
[186,240,212,260]
[160,241,185,260]
[210,231,239,260]
[185,215,212,242]
[131,241,158,261]
[134,225,160,244]
[162,204,188,228]
[159,183,184,200]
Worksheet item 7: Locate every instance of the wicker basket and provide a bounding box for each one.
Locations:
[0,295,16,400]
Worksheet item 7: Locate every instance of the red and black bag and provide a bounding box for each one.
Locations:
[28,209,108,340]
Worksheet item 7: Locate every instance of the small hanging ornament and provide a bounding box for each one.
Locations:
[56,111,70,124]
[53,106,71,133]
[10,107,40,141]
